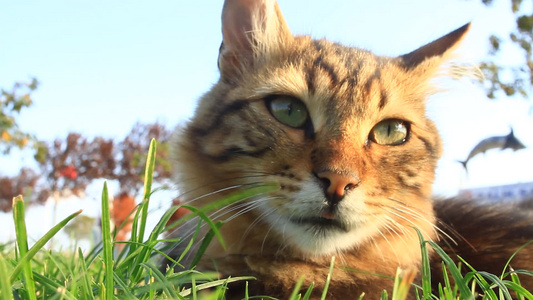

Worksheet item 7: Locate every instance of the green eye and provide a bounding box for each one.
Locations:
[369,119,409,145]
[268,96,309,128]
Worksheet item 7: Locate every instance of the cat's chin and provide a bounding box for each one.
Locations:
[269,215,374,256]
[288,216,350,232]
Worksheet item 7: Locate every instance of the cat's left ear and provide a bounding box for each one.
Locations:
[219,0,293,79]
[399,23,471,71]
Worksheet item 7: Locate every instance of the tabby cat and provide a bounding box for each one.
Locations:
[166,0,533,298]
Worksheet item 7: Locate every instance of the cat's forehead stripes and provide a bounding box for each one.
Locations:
[304,40,341,93]
[262,38,427,135]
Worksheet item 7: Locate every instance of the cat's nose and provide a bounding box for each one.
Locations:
[316,170,361,205]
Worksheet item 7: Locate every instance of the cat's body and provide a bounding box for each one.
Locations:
[166,0,533,298]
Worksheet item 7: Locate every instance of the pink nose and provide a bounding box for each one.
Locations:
[316,171,360,202]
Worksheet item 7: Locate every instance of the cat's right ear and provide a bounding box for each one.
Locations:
[219,0,293,79]
[399,23,471,73]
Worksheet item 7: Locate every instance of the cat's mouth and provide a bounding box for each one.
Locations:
[289,216,349,232]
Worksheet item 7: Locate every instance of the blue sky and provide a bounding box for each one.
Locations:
[1,0,532,199]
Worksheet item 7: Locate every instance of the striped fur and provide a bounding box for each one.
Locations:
[166,0,532,298]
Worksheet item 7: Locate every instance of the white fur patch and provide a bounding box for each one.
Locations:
[258,177,381,255]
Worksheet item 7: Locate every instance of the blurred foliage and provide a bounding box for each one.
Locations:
[478,0,532,99]
[116,122,172,194]
[37,122,173,197]
[0,121,173,211]
[0,79,47,160]
[0,168,42,212]
[39,133,117,196]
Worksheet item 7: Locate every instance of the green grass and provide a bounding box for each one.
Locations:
[2,138,532,299]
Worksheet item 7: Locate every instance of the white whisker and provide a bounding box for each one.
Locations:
[386,199,456,245]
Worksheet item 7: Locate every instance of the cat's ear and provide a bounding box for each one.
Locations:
[219,0,293,78]
[399,23,471,70]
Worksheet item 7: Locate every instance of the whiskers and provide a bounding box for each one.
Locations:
[160,173,281,266]
[388,198,458,246]
[367,197,458,248]
[146,171,274,224]
[361,196,459,265]
[176,171,274,200]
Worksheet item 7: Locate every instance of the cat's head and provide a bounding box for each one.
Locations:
[173,0,469,256]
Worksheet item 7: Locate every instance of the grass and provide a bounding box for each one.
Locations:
[2,138,532,299]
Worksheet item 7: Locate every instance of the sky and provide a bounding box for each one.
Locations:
[1,0,533,242]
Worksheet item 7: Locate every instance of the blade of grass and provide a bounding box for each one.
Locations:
[457,257,498,299]
[42,247,70,286]
[112,272,136,298]
[137,138,156,245]
[302,282,315,300]
[175,228,196,267]
[426,240,474,300]
[128,203,179,276]
[126,142,156,259]
[69,248,81,297]
[148,205,179,241]
[503,280,533,299]
[477,271,512,300]
[149,270,156,300]
[288,276,305,300]
[320,256,335,300]
[117,239,176,272]
[128,139,158,282]
[191,277,197,300]
[128,203,142,257]
[10,205,82,284]
[178,276,256,297]
[412,228,432,299]
[509,268,524,300]
[77,248,95,300]
[100,182,114,300]
[500,240,533,279]
[0,255,14,300]
[113,202,141,262]
[181,205,228,250]
[12,195,37,300]
[31,272,78,300]
[189,221,224,268]
[440,262,453,300]
[504,269,533,277]
[392,268,417,300]
[437,283,445,300]
[140,262,181,299]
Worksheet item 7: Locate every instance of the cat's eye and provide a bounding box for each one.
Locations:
[267,96,309,128]
[369,119,409,146]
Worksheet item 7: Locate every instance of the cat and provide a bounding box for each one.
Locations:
[165,0,533,298]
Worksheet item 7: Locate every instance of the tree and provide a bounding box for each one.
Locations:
[36,122,173,198]
[38,133,116,196]
[115,122,172,195]
[479,0,532,99]
[0,168,42,212]
[0,121,174,215]
[0,78,47,161]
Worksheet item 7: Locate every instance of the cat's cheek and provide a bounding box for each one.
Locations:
[282,127,307,145]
